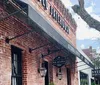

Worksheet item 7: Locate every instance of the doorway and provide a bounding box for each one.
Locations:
[11,45,22,85]
[67,68,71,85]
[44,61,49,85]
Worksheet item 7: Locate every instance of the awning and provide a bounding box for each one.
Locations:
[26,3,94,68]
[13,0,94,68]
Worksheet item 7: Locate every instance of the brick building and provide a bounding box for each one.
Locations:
[0,0,94,85]
[82,46,98,61]
[82,46,100,84]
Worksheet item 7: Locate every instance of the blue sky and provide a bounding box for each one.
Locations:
[77,39,100,49]
[61,0,100,53]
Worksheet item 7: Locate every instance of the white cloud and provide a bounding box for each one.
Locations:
[85,1,95,14]
[80,44,85,49]
[85,1,100,22]
[61,0,72,7]
[62,0,100,52]
[71,1,100,40]
[61,0,100,40]
[97,47,100,49]
[97,47,100,53]
[86,6,93,14]
[91,14,100,22]
[73,14,100,40]
[91,1,95,7]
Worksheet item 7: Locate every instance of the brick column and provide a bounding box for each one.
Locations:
[22,51,28,85]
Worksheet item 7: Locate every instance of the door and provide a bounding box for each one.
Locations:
[67,68,71,85]
[11,46,22,85]
[45,61,49,85]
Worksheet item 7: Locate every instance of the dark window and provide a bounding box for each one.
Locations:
[63,23,65,30]
[61,20,63,28]
[54,11,57,20]
[11,46,22,85]
[52,8,55,18]
[80,72,89,85]
[59,18,63,27]
[12,0,28,13]
[50,6,52,15]
[41,0,44,6]
[65,26,69,34]
[56,13,59,22]
[44,0,47,9]
[67,68,71,85]
[58,16,60,24]
[12,0,28,8]
[41,0,47,10]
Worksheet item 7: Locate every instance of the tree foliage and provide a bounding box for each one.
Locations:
[93,57,100,68]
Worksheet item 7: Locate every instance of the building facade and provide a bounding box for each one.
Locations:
[82,46,97,60]
[0,0,94,85]
[82,46,100,85]
[77,48,93,85]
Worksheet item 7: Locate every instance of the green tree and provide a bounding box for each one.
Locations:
[91,82,95,85]
[93,57,100,69]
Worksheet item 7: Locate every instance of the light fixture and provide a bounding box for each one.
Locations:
[38,54,47,77]
[38,67,47,77]
[56,68,62,80]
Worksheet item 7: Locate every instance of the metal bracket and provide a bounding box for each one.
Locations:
[5,30,34,43]
[0,7,27,22]
[29,43,52,53]
[41,48,63,58]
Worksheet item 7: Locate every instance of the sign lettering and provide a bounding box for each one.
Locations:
[68,44,75,54]
[52,56,66,68]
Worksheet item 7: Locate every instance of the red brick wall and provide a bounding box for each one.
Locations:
[53,66,68,85]
[0,39,11,85]
[0,4,78,85]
